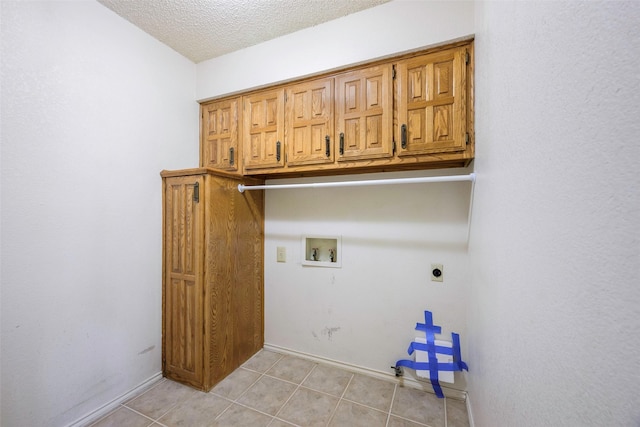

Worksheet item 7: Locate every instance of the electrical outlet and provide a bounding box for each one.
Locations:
[277,247,286,263]
[431,263,443,282]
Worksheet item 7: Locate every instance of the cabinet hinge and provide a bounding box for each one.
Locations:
[465,51,470,65]
[193,182,199,203]
[284,92,287,102]
[465,133,470,145]
[392,65,396,79]
[392,139,396,154]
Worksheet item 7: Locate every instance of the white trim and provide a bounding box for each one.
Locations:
[264,343,467,401]
[64,372,163,427]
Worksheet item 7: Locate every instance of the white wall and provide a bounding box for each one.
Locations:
[197,0,475,392]
[0,1,197,426]
[264,169,473,390]
[468,1,640,426]
[196,0,474,100]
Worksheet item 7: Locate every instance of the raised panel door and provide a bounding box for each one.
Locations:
[396,47,467,156]
[201,98,240,172]
[285,78,334,166]
[163,176,204,388]
[335,64,392,161]
[243,89,285,170]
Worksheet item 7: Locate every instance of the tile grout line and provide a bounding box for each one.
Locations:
[272,362,319,421]
[324,371,355,426]
[117,404,165,426]
[444,397,448,427]
[210,352,285,422]
[384,383,398,427]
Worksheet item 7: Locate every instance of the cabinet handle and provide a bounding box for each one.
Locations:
[276,141,281,162]
[193,182,199,203]
[401,124,407,149]
[325,135,330,157]
[229,147,234,166]
[339,133,344,155]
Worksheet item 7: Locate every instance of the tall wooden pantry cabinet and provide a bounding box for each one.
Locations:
[160,168,264,391]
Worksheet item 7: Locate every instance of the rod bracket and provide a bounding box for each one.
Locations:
[238,184,245,193]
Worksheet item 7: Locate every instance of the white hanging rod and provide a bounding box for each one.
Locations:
[238,173,475,193]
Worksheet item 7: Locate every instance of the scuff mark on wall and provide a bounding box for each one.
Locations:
[138,345,155,355]
[321,326,341,340]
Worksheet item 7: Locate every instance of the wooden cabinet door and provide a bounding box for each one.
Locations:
[396,47,467,156]
[335,64,393,161]
[243,89,285,170]
[285,78,334,166]
[201,98,240,172]
[163,176,204,388]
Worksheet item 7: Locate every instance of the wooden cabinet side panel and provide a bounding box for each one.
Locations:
[204,176,234,387]
[204,176,264,388]
[232,185,264,362]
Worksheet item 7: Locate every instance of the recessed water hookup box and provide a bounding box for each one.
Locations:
[301,236,341,268]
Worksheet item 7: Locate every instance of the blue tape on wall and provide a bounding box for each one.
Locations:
[394,310,468,398]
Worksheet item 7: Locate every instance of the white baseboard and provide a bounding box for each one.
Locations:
[65,372,163,427]
[264,343,467,401]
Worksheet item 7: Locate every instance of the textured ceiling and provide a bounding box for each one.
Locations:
[98,0,390,63]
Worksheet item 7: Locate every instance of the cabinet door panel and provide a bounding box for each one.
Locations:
[243,90,285,170]
[164,177,204,387]
[285,78,334,166]
[397,47,467,156]
[336,65,392,161]
[201,98,240,172]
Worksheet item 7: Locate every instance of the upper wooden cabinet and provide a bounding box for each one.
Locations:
[243,88,285,170]
[335,64,393,161]
[200,39,474,178]
[285,78,334,167]
[200,97,241,173]
[396,46,468,157]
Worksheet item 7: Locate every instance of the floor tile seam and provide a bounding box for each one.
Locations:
[324,373,355,426]
[257,371,305,387]
[293,367,354,399]
[339,397,390,416]
[146,389,209,425]
[270,415,301,427]
[118,403,165,425]
[243,352,285,375]
[228,398,283,420]
[443,398,448,427]
[231,370,267,403]
[384,383,398,427]
[207,374,264,419]
[122,378,167,406]
[389,413,433,427]
[272,363,318,420]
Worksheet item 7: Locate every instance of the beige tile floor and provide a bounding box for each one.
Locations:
[90,349,469,427]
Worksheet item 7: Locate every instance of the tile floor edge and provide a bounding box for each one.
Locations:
[263,343,467,401]
[65,372,164,427]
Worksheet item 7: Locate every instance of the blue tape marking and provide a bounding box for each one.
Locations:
[452,332,469,371]
[394,310,468,399]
